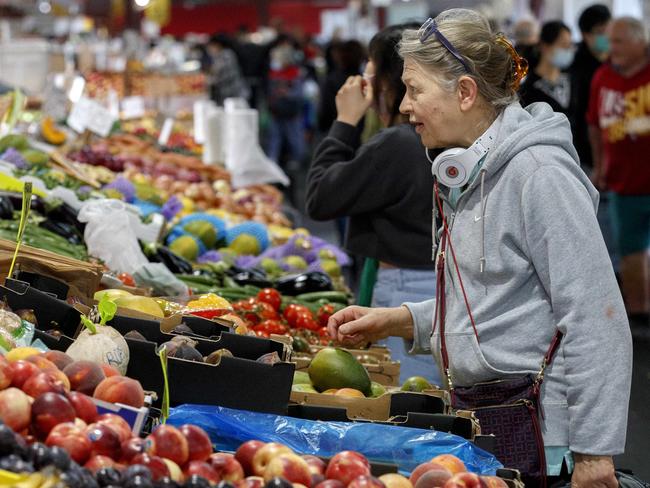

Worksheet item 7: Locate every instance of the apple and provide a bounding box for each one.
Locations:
[120,436,150,463]
[0,354,14,389]
[414,469,453,488]
[31,392,76,439]
[186,460,221,484]
[148,424,189,466]
[23,370,70,398]
[431,455,466,476]
[46,422,92,464]
[314,480,344,488]
[85,454,116,473]
[252,443,293,476]
[64,360,106,395]
[480,477,508,488]
[94,376,145,408]
[301,455,326,476]
[131,453,171,481]
[85,422,121,459]
[43,351,74,371]
[235,440,266,476]
[379,474,413,488]
[443,473,483,488]
[210,453,245,482]
[9,360,39,389]
[96,413,132,443]
[263,453,311,486]
[409,462,451,486]
[348,476,386,488]
[0,387,31,432]
[325,452,371,486]
[180,424,213,462]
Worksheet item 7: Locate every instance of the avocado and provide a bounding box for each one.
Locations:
[308,347,372,396]
[370,381,387,398]
[0,134,29,153]
[293,371,312,385]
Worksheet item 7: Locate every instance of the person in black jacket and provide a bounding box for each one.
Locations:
[569,4,611,170]
[306,25,441,385]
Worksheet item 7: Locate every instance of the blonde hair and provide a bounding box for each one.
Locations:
[399,9,520,110]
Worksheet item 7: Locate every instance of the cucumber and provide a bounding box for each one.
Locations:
[295,291,350,304]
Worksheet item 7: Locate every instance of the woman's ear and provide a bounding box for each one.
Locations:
[457,76,479,112]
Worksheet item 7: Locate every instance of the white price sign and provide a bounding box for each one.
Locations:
[158,118,174,146]
[67,97,118,137]
[121,96,146,119]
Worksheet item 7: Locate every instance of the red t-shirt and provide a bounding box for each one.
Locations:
[586,62,650,195]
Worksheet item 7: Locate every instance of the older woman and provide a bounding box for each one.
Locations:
[328,9,631,488]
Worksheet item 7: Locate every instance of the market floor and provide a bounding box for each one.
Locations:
[287,164,650,480]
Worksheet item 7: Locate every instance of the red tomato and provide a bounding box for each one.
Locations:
[295,313,320,331]
[256,301,280,321]
[255,330,270,338]
[317,304,335,328]
[117,272,135,287]
[257,320,288,335]
[257,288,282,311]
[317,327,329,338]
[283,304,311,327]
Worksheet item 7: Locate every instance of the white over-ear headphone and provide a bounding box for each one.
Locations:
[425,123,499,188]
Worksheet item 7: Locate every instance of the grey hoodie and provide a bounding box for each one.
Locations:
[405,102,632,455]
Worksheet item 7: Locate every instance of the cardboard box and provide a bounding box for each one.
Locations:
[292,355,401,387]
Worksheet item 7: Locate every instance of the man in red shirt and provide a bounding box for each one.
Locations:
[588,16,650,324]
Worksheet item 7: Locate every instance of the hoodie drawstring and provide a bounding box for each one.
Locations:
[479,169,488,273]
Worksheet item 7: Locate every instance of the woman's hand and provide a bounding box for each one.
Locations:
[335,76,374,127]
[327,305,414,347]
[571,454,617,488]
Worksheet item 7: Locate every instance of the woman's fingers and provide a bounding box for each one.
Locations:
[327,306,368,339]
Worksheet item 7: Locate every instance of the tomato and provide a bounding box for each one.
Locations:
[295,313,320,331]
[283,304,311,327]
[256,301,280,321]
[117,272,135,287]
[255,329,270,338]
[317,327,329,338]
[257,288,282,311]
[233,300,254,312]
[317,304,335,328]
[256,320,288,335]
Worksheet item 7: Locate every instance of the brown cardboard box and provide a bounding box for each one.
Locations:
[292,355,401,386]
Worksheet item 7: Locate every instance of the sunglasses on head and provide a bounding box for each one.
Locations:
[418,18,472,73]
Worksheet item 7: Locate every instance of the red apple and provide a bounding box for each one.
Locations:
[348,476,386,488]
[96,413,132,442]
[431,455,466,476]
[66,391,98,424]
[148,424,189,466]
[23,370,70,397]
[85,422,121,459]
[84,454,116,473]
[0,387,31,432]
[314,481,344,488]
[31,392,76,439]
[46,422,92,464]
[481,477,508,488]
[379,474,413,488]
[325,453,371,486]
[235,440,266,476]
[414,469,453,488]
[252,442,293,476]
[180,424,213,462]
[443,473,483,488]
[302,455,326,476]
[0,354,14,389]
[131,453,171,481]
[263,453,311,486]
[43,351,74,370]
[409,462,451,486]
[9,360,39,389]
[64,360,106,395]
[120,436,150,463]
[209,452,245,482]
[186,460,221,484]
[237,476,266,488]
[94,376,144,408]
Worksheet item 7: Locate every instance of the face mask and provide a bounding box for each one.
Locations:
[551,48,575,69]
[593,34,610,55]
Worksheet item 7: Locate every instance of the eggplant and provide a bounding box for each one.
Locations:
[274,271,333,296]
[38,220,83,244]
[0,197,14,220]
[142,242,194,274]
[231,271,273,288]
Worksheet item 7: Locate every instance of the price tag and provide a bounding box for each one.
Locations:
[121,96,145,119]
[158,117,174,146]
[67,97,117,137]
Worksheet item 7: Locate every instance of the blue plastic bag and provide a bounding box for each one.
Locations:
[167,405,502,475]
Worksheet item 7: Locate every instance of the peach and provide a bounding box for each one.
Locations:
[148,424,189,466]
[9,360,39,389]
[132,453,171,481]
[23,370,70,397]
[379,473,414,488]
[85,422,122,460]
[302,455,326,475]
[101,364,121,377]
[96,413,132,443]
[209,452,245,482]
[263,453,311,486]
[181,424,213,462]
[348,476,386,488]
[414,469,453,488]
[0,354,13,390]
[186,460,220,484]
[252,442,293,476]
[237,476,266,488]
[163,458,184,482]
[334,388,365,398]
[84,454,116,473]
[93,375,144,408]
[46,422,92,464]
[481,476,508,488]
[442,473,482,488]
[314,481,344,488]
[235,440,266,476]
[64,360,106,395]
[26,355,58,371]
[120,436,149,463]
[409,462,451,486]
[325,452,371,486]
[31,392,76,439]
[0,387,32,431]
[431,455,466,475]
[67,391,98,424]
[43,351,74,371]
[322,389,338,395]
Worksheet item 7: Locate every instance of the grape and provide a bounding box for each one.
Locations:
[0,454,35,473]
[30,443,54,469]
[216,482,237,488]
[154,477,180,488]
[0,424,18,456]
[96,467,123,486]
[124,464,153,482]
[183,475,211,488]
[124,475,154,488]
[50,446,71,471]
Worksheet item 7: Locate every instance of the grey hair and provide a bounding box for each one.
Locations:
[399,8,519,110]
[614,16,649,43]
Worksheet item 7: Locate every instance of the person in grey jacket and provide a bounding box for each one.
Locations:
[327,9,632,488]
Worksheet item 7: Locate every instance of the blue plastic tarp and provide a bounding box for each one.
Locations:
[167,404,502,475]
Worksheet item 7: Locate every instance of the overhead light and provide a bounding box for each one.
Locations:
[135,0,151,7]
[38,1,52,14]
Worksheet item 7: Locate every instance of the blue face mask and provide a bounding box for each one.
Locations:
[593,34,610,55]
[551,48,575,69]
